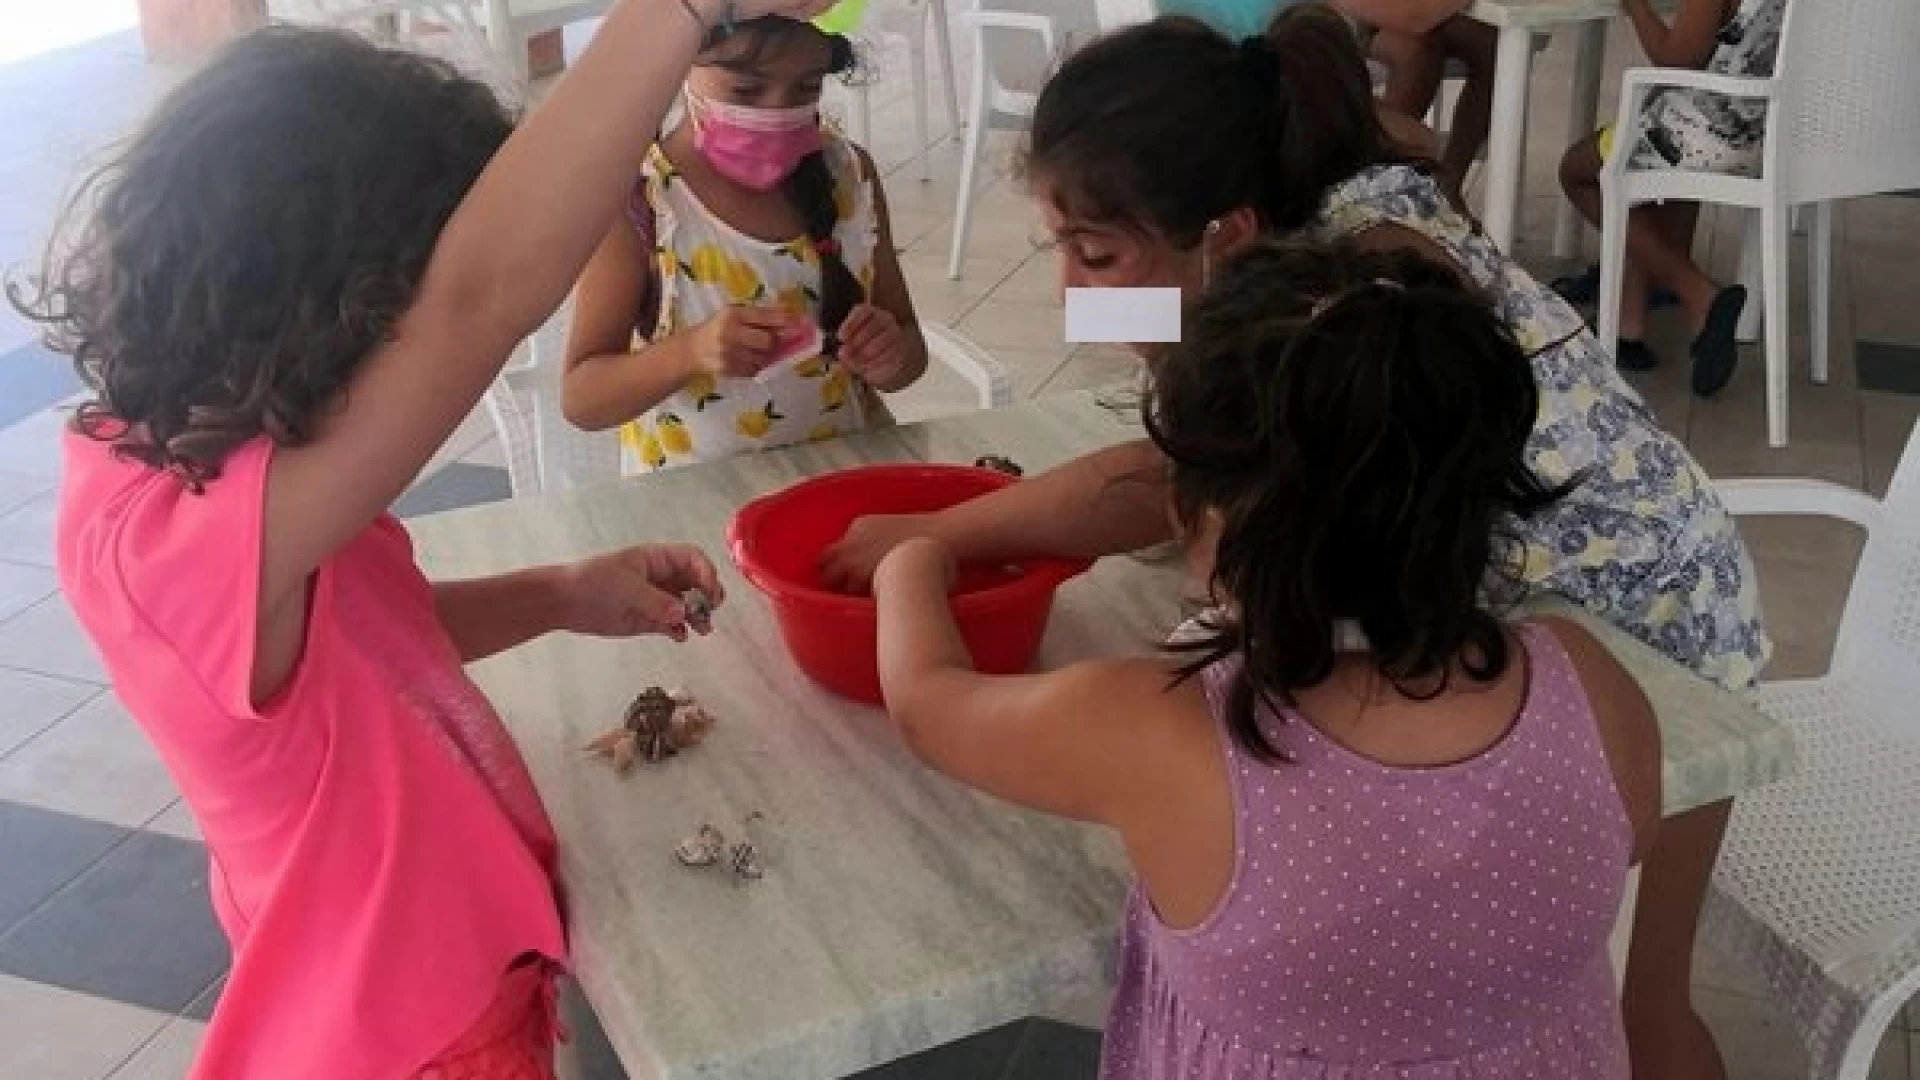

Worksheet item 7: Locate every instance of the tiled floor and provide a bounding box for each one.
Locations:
[0,10,1916,1080]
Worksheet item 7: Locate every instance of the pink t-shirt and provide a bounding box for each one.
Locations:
[57,433,569,1079]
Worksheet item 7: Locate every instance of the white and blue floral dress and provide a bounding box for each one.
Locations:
[1309,164,1771,689]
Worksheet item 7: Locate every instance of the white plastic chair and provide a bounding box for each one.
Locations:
[269,0,604,90]
[1702,420,1920,1080]
[947,0,1098,279]
[839,0,963,183]
[483,315,1013,496]
[1596,0,1920,447]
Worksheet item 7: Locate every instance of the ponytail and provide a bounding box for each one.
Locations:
[781,149,863,343]
[1025,4,1424,241]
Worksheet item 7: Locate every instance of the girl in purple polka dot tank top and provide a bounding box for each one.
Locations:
[871,242,1664,1080]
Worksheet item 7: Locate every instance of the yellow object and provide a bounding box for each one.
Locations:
[1597,125,1616,161]
[736,403,782,440]
[794,355,829,378]
[683,374,723,410]
[657,413,693,456]
[684,244,764,304]
[808,423,842,443]
[812,0,868,35]
[820,368,850,411]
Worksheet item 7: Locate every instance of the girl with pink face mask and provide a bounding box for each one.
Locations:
[563,16,929,471]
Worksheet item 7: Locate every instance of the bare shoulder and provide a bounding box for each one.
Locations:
[1535,616,1663,861]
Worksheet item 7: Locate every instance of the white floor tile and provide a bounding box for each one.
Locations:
[106,1016,205,1080]
[0,489,57,567]
[0,593,105,684]
[0,469,51,517]
[0,690,179,828]
[0,974,171,1080]
[0,557,58,625]
[0,666,96,760]
[146,799,203,843]
[0,408,69,481]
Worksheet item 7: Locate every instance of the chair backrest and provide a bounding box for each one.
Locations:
[1771,0,1920,204]
[482,300,622,497]
[972,0,1102,110]
[1832,422,1920,710]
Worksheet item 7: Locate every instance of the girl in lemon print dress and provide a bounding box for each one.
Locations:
[562,14,928,473]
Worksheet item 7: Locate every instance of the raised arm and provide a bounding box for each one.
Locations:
[261,0,820,622]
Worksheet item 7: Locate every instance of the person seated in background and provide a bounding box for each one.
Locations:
[1557,0,1786,393]
[1339,0,1495,205]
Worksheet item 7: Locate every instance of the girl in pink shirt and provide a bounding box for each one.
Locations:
[9,0,827,1075]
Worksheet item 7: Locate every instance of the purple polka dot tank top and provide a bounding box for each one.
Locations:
[1100,623,1632,1079]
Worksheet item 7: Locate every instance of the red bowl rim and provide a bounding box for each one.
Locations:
[727,463,1094,616]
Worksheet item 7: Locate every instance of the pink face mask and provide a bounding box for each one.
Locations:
[689,93,823,191]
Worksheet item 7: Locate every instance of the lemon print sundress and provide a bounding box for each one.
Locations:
[620,133,882,473]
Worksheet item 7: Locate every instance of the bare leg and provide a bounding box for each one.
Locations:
[1372,30,1445,122]
[1623,801,1733,1080]
[1435,17,1497,204]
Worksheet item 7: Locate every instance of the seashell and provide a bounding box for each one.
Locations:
[610,732,639,773]
[669,705,715,750]
[674,825,727,867]
[973,454,1023,477]
[728,840,763,880]
[681,588,714,632]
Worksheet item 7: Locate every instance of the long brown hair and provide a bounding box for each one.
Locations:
[6,26,513,489]
[1024,5,1426,248]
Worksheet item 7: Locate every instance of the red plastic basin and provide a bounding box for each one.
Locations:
[728,464,1092,705]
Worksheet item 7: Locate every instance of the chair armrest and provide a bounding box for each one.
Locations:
[1604,67,1776,182]
[922,322,1013,410]
[1618,66,1776,102]
[1715,478,1887,532]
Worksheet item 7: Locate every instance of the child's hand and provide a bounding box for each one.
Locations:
[557,544,725,641]
[690,306,796,379]
[872,536,958,599]
[836,304,911,388]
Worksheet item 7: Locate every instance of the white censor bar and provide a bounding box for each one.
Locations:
[1064,287,1182,344]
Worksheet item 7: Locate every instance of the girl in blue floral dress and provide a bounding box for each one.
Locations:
[822,9,1767,1079]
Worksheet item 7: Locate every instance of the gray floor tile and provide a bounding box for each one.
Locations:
[1859,340,1920,396]
[180,973,222,1023]
[394,461,512,519]
[0,665,94,758]
[105,1013,206,1080]
[0,798,129,932]
[0,828,227,1015]
[0,469,50,517]
[852,1020,1028,1080]
[1001,1020,1101,1080]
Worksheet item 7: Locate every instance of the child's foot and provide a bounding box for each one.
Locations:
[1690,285,1747,397]
[1615,338,1658,372]
[1550,265,1680,310]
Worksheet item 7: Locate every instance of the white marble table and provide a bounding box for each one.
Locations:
[409,389,1793,1080]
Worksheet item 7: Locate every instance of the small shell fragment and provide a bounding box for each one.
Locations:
[974,454,1023,477]
[674,824,727,867]
[728,840,764,881]
[682,588,714,633]
[670,705,715,751]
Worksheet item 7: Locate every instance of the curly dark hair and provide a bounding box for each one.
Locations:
[1144,243,1575,760]
[5,25,514,488]
[1024,5,1430,248]
[699,18,865,343]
